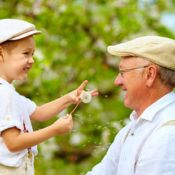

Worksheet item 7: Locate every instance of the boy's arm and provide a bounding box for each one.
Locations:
[30,94,73,122]
[30,80,98,122]
[1,114,72,152]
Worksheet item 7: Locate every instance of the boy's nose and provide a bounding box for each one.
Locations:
[28,56,34,64]
[114,73,122,86]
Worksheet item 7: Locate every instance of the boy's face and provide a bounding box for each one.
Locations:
[0,36,35,83]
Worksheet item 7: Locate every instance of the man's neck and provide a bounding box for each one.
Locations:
[136,87,173,117]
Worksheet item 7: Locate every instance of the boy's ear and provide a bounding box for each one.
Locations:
[0,46,4,62]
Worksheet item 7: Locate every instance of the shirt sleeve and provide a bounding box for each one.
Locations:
[86,127,127,175]
[135,125,175,175]
[0,86,23,134]
[20,95,36,116]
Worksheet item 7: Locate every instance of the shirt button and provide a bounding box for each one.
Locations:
[131,133,134,136]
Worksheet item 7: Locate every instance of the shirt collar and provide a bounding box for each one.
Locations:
[0,78,15,90]
[130,91,175,122]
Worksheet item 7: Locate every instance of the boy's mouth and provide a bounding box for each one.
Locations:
[23,67,31,72]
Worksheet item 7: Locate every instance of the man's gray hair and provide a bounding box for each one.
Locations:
[158,66,175,87]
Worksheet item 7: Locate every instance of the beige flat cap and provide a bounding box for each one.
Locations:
[107,36,175,70]
[0,19,41,44]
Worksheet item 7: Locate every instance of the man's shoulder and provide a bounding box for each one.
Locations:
[160,100,175,121]
[158,120,175,136]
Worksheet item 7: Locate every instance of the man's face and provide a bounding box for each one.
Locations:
[0,36,35,83]
[114,56,149,112]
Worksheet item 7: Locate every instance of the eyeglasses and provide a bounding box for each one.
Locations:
[119,65,149,77]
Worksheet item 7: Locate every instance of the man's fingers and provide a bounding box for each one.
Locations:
[77,80,88,95]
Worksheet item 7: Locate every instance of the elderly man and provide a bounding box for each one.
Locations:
[86,36,175,175]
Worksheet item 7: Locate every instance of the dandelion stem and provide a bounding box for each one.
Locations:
[70,101,81,115]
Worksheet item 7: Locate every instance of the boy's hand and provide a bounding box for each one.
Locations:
[53,114,73,135]
[68,80,98,104]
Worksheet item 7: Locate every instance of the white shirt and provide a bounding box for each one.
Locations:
[0,78,38,167]
[87,91,175,175]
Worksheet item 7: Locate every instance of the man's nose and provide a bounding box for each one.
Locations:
[114,73,123,86]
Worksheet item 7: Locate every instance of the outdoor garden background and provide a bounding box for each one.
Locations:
[1,0,175,174]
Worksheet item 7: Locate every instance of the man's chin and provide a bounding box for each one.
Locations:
[124,94,128,106]
[124,99,132,109]
[124,101,129,107]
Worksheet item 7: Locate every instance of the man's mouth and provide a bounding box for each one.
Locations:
[123,90,127,99]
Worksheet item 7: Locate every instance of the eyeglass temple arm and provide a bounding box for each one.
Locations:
[119,65,149,72]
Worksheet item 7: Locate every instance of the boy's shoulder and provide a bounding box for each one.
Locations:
[0,84,15,96]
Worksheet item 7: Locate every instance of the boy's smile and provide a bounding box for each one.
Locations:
[0,36,35,83]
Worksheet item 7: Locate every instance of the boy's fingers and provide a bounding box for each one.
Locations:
[64,114,69,118]
[91,89,98,93]
[90,89,99,96]
[77,80,88,95]
[64,114,72,119]
[69,114,72,118]
[92,92,99,97]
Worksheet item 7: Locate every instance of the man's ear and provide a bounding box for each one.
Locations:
[0,46,4,62]
[145,65,158,88]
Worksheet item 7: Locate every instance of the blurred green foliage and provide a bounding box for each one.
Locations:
[0,0,175,174]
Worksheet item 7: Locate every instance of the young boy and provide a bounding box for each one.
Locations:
[0,19,98,175]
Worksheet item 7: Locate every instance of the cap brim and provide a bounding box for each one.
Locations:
[10,30,41,41]
[107,45,137,57]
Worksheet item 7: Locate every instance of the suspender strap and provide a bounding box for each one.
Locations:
[123,128,131,144]
[160,120,175,128]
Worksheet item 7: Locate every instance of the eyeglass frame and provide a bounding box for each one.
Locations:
[119,65,150,77]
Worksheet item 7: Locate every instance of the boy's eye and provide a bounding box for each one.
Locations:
[23,51,34,56]
[23,52,29,55]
